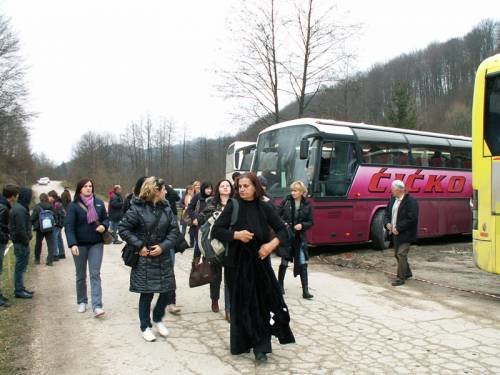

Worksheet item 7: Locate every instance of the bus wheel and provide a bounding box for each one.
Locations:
[370,210,390,250]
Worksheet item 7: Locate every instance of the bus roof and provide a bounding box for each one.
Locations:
[259,118,472,142]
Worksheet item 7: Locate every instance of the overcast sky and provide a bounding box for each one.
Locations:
[1,0,497,163]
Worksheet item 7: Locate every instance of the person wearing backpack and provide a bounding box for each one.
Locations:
[65,179,109,317]
[31,193,57,266]
[48,190,66,259]
[118,177,179,342]
[187,181,213,265]
[197,179,234,319]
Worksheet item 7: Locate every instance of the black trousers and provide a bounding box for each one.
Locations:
[210,261,223,300]
[34,230,56,263]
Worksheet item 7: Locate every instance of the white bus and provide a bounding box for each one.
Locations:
[225,141,256,180]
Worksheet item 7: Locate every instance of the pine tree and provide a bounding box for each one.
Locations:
[385,83,417,129]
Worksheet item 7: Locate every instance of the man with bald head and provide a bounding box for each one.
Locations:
[384,180,419,286]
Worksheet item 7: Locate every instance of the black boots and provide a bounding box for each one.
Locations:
[278,265,287,295]
[300,264,313,299]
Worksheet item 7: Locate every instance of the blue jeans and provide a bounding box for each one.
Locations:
[280,242,306,267]
[13,243,30,293]
[72,243,104,311]
[52,227,65,257]
[109,220,120,233]
[139,293,169,331]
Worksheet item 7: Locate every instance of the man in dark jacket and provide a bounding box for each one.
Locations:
[0,185,20,307]
[108,185,124,244]
[31,193,57,266]
[10,187,34,298]
[384,180,419,286]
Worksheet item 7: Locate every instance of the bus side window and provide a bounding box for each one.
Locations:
[319,141,357,197]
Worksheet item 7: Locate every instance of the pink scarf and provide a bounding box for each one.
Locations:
[80,194,99,224]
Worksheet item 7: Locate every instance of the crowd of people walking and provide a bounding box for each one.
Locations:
[0,172,419,362]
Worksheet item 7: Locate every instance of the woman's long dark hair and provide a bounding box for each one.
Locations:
[212,179,234,205]
[73,179,94,202]
[200,181,213,199]
[234,172,266,200]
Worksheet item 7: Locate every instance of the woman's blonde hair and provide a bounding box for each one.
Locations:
[290,180,307,197]
[139,176,164,202]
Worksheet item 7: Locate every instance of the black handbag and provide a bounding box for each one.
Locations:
[121,243,140,268]
[276,225,294,261]
[189,257,214,288]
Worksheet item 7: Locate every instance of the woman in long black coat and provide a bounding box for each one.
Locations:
[277,180,314,299]
[212,172,295,362]
[118,177,179,342]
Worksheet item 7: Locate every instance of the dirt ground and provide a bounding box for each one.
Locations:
[310,236,499,299]
[1,182,499,374]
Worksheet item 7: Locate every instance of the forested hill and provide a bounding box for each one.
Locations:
[237,19,499,142]
[57,20,499,193]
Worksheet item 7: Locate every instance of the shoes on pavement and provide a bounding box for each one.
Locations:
[154,321,169,337]
[15,290,33,299]
[142,327,156,342]
[166,304,181,314]
[94,308,105,318]
[254,352,268,362]
[404,272,413,280]
[77,303,87,313]
[0,293,9,302]
[391,278,405,286]
[58,254,66,259]
[211,299,220,313]
[22,288,34,295]
[46,262,53,266]
[0,298,10,308]
[53,257,59,262]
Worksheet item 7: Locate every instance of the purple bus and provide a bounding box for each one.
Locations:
[252,118,472,249]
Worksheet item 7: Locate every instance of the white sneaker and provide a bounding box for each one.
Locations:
[167,304,181,314]
[155,321,169,337]
[94,308,105,318]
[77,303,86,313]
[142,327,156,342]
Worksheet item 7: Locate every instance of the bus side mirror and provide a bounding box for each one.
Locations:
[299,139,309,159]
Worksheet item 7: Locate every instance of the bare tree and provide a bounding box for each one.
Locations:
[219,0,282,125]
[284,0,360,117]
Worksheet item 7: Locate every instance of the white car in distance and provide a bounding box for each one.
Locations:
[37,177,50,185]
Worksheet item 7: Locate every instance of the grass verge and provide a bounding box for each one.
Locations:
[0,243,35,375]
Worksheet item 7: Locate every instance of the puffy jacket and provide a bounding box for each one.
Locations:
[118,198,179,293]
[108,192,124,222]
[9,187,32,246]
[0,195,10,244]
[64,197,109,247]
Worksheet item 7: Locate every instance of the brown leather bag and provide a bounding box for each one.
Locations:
[189,257,214,288]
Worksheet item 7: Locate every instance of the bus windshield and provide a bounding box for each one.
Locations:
[253,125,315,196]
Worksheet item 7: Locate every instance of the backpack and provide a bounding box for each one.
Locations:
[198,199,239,261]
[39,208,55,233]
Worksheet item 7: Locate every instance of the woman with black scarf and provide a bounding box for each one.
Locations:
[187,181,213,265]
[212,173,295,362]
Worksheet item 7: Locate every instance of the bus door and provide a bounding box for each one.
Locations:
[313,140,358,244]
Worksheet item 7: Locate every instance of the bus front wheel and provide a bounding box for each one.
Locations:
[370,210,390,250]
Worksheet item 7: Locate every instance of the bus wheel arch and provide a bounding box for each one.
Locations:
[370,209,391,250]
